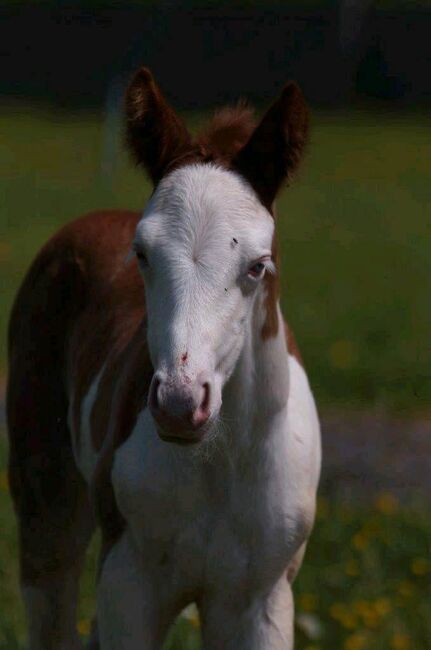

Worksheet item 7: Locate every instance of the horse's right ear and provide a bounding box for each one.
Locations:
[232,82,309,209]
[125,67,194,185]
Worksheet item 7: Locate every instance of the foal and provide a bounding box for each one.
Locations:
[7,67,321,649]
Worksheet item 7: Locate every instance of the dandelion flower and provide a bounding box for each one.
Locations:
[299,593,318,612]
[374,492,398,515]
[77,619,91,636]
[352,532,368,551]
[411,558,430,576]
[344,632,367,650]
[374,597,391,617]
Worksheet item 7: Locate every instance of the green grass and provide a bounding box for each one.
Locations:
[1,105,430,411]
[1,435,430,649]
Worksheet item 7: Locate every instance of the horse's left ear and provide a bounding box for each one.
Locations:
[232,82,309,209]
[125,67,194,185]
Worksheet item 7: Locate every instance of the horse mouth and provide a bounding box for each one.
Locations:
[156,429,205,446]
[159,433,203,447]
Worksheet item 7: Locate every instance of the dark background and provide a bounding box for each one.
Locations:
[1,0,431,110]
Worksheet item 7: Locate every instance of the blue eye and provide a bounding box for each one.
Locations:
[248,261,266,278]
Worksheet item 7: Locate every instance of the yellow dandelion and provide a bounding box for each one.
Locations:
[344,632,367,650]
[352,532,368,551]
[77,619,91,636]
[362,609,380,629]
[0,471,9,492]
[411,558,430,576]
[390,632,411,650]
[374,597,391,617]
[340,612,358,630]
[298,593,318,612]
[329,603,357,629]
[328,339,356,370]
[353,600,372,618]
[345,559,360,576]
[374,491,398,515]
[352,599,380,627]
[189,612,200,628]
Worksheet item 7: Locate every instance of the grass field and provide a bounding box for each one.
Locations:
[1,105,430,647]
[1,105,430,410]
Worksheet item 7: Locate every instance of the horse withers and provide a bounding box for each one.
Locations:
[7,67,321,649]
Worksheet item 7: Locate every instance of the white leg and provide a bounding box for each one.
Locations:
[201,577,294,650]
[97,532,172,650]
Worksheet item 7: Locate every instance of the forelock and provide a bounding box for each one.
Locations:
[153,163,266,223]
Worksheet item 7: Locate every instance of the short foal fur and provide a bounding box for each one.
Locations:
[7,67,321,649]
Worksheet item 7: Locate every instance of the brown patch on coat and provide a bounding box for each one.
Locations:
[60,210,154,564]
[8,209,153,584]
[7,230,93,590]
[90,329,153,557]
[66,211,144,453]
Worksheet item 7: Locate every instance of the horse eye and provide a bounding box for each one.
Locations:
[135,250,148,266]
[248,261,266,278]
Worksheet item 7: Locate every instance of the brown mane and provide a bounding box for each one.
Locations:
[195,103,256,164]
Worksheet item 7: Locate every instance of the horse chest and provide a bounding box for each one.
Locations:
[111,415,308,592]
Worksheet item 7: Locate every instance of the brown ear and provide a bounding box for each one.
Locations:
[125,67,194,185]
[232,82,309,209]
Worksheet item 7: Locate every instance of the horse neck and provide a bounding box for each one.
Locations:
[220,288,290,451]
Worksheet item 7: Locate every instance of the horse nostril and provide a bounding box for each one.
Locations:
[201,382,210,413]
[149,373,212,433]
[148,375,161,413]
[190,381,211,429]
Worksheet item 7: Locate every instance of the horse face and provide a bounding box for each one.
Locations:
[125,66,308,443]
[134,164,274,443]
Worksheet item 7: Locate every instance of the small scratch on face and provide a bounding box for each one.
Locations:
[231,237,239,249]
[180,352,188,364]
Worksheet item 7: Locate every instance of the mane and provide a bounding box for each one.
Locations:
[195,102,256,164]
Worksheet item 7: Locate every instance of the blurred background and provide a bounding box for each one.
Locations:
[0,1,430,648]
